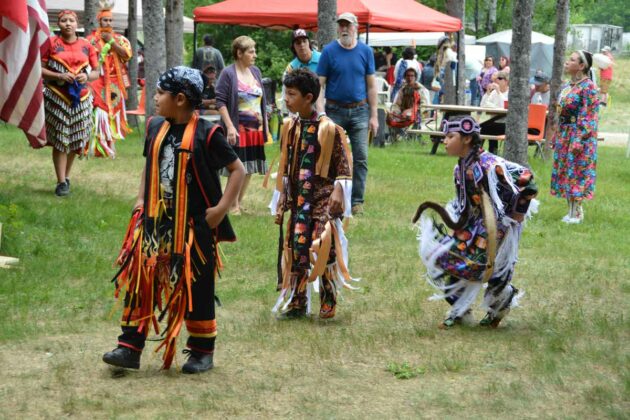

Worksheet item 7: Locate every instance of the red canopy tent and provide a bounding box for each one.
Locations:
[193,0,462,33]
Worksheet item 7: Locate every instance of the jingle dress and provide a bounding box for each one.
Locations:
[418,150,538,318]
[42,35,98,153]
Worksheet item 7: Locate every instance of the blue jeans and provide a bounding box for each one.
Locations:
[325,102,369,206]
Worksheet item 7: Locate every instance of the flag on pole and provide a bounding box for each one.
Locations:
[0,0,50,148]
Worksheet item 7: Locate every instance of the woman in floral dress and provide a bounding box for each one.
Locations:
[550,50,599,224]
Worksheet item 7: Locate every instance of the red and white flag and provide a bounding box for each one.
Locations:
[0,0,50,148]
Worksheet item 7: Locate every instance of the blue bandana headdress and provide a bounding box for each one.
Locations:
[157,66,206,108]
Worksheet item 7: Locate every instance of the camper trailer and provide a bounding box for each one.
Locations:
[568,24,623,53]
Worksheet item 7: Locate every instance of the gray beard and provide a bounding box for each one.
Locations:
[339,35,353,47]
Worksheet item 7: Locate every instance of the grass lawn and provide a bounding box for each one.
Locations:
[0,125,628,418]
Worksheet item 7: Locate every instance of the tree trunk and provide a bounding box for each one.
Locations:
[474,0,479,35]
[545,0,570,159]
[165,0,184,68]
[446,0,466,105]
[486,0,497,34]
[83,0,98,35]
[317,0,337,50]
[503,0,534,165]
[126,0,139,126]
[142,0,166,118]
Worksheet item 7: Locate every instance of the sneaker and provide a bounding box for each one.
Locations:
[438,310,473,329]
[565,217,583,224]
[275,307,307,320]
[479,308,510,328]
[480,288,517,328]
[102,346,141,369]
[351,204,364,216]
[55,182,70,197]
[182,349,214,374]
[65,178,70,188]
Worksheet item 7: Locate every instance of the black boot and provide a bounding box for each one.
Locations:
[182,349,214,374]
[102,346,141,369]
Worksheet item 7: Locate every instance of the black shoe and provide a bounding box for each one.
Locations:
[102,346,141,369]
[55,181,69,197]
[182,349,214,374]
[65,178,70,189]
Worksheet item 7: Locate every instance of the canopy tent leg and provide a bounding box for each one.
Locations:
[193,22,198,52]
[455,31,460,105]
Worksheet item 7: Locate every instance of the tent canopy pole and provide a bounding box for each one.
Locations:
[193,22,198,52]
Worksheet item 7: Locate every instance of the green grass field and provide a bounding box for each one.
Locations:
[0,126,628,418]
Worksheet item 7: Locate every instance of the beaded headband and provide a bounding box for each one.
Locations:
[57,10,78,20]
[441,116,480,135]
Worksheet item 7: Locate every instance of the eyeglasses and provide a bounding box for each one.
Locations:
[497,77,506,81]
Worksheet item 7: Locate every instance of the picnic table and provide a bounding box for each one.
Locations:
[409,103,506,154]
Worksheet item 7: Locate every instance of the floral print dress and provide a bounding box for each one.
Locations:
[550,79,599,200]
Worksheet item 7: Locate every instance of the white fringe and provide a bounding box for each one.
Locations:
[334,179,353,218]
[417,215,453,282]
[271,288,288,313]
[306,282,313,315]
[268,177,287,216]
[485,161,509,217]
[449,280,483,318]
[493,219,521,279]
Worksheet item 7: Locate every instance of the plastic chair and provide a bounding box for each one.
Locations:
[126,85,146,137]
[496,103,547,158]
[386,90,421,143]
[527,103,548,159]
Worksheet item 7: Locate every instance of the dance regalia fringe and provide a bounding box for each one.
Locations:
[416,151,538,318]
[44,58,94,154]
[269,115,358,314]
[86,31,133,158]
[112,114,220,369]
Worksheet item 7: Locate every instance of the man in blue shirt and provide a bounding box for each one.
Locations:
[317,12,378,216]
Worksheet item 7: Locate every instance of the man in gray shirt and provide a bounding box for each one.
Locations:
[192,34,225,77]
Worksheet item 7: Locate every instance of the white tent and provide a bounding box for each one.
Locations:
[476,30,554,77]
[359,32,476,47]
[46,0,195,34]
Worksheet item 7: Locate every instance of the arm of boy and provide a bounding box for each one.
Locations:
[205,158,245,228]
[329,183,344,215]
